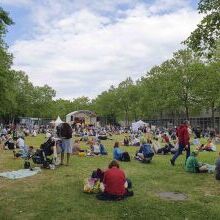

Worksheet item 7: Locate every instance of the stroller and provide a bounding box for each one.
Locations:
[31,137,60,169]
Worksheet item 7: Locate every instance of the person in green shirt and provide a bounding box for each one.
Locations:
[185,151,208,173]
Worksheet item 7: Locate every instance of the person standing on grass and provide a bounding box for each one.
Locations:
[170,120,190,166]
[58,123,73,166]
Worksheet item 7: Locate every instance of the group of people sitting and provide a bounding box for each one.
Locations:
[113,138,155,163]
[84,160,133,201]
[72,139,108,156]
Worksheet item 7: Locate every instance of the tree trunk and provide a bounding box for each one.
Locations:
[185,105,189,121]
[211,102,215,129]
[125,110,128,127]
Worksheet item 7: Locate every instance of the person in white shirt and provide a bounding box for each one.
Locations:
[17,137,25,150]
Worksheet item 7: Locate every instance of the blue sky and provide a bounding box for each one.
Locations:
[1,0,201,99]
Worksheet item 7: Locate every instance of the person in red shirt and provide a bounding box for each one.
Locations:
[96,160,133,200]
[162,134,170,144]
[170,120,190,166]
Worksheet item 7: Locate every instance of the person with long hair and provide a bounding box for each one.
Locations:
[113,142,123,160]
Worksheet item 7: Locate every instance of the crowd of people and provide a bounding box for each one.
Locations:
[0,120,220,201]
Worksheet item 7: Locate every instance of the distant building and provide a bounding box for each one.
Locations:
[66,110,97,126]
[18,117,51,127]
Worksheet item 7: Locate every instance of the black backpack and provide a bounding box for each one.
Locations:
[121,152,130,162]
[57,123,72,139]
[24,161,31,169]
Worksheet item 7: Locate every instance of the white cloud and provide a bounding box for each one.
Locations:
[8,0,202,99]
[1,0,32,6]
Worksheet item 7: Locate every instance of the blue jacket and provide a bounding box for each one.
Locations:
[113,147,122,160]
[100,144,107,155]
[139,144,154,158]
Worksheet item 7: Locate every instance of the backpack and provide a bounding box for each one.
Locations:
[57,123,72,139]
[121,152,130,162]
[24,161,31,169]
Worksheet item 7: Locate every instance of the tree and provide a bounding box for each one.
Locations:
[116,78,135,126]
[94,86,118,125]
[0,8,14,120]
[168,49,205,120]
[31,85,56,118]
[184,0,220,57]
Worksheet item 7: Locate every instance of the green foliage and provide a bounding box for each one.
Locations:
[0,7,14,37]
[1,5,220,126]
[184,0,220,57]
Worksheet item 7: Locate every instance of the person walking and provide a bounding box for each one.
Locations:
[170,120,190,166]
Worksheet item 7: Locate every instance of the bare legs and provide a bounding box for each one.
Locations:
[61,152,70,166]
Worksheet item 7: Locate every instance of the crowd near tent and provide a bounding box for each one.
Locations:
[132,120,148,132]
[66,110,97,126]
[54,116,63,126]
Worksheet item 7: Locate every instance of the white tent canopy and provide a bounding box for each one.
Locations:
[55,116,63,126]
[132,120,148,132]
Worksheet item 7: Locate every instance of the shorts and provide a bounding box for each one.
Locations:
[61,139,72,153]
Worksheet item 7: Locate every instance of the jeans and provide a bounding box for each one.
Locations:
[172,143,190,162]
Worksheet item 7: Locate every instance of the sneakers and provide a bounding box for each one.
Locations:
[170,159,175,166]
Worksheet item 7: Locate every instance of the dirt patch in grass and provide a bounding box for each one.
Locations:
[157,192,188,201]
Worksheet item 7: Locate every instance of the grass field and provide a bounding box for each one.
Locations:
[0,135,220,220]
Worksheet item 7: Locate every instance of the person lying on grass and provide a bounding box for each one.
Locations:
[185,150,208,173]
[152,138,177,155]
[13,145,34,159]
[96,160,133,201]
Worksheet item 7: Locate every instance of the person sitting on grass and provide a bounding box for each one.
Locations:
[185,150,208,173]
[113,142,130,161]
[98,140,108,155]
[215,152,220,180]
[113,142,123,160]
[123,136,130,146]
[135,138,154,163]
[131,135,140,146]
[92,142,101,155]
[96,160,133,201]
[196,139,216,152]
[72,140,84,155]
[203,139,216,151]
[4,136,15,150]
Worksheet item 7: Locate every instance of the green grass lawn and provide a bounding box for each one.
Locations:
[0,135,220,220]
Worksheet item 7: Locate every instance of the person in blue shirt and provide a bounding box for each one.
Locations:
[113,142,123,160]
[99,140,108,155]
[135,139,154,163]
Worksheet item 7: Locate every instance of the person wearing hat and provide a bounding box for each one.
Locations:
[185,150,208,173]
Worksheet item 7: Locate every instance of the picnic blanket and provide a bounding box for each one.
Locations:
[0,167,41,180]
